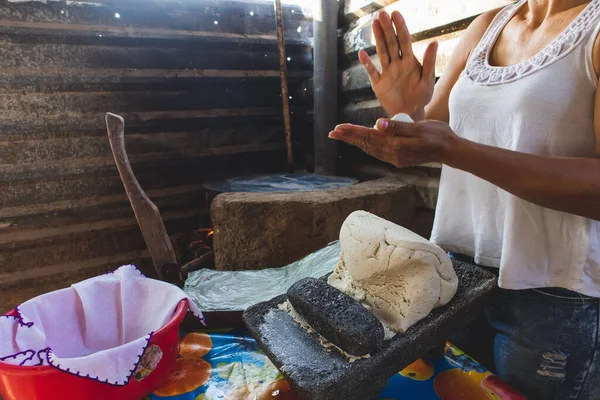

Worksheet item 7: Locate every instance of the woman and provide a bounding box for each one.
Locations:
[329,1,600,398]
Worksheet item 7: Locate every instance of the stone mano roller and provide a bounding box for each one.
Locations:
[286,277,384,357]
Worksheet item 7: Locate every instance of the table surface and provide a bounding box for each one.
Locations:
[144,328,524,400]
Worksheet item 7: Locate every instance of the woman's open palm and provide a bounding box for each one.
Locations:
[359,11,438,116]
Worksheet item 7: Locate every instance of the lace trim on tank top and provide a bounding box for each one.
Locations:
[464,0,600,85]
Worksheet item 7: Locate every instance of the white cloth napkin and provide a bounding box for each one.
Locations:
[0,265,204,386]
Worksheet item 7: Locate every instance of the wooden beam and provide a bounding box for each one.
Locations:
[413,31,463,76]
[342,0,514,57]
[274,0,294,170]
[342,29,463,99]
[411,15,474,43]
[342,0,397,24]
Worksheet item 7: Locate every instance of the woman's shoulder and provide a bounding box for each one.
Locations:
[473,8,504,28]
[454,8,502,66]
[466,9,503,47]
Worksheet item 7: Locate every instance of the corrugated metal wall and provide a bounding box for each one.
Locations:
[337,0,514,230]
[0,0,313,311]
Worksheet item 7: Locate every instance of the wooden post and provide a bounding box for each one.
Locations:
[274,0,294,171]
[314,0,338,175]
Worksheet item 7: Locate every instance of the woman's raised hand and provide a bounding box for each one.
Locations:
[359,11,438,117]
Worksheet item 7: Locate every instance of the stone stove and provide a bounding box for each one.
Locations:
[208,176,419,271]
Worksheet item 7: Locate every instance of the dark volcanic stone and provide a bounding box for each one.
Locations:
[287,277,384,357]
[243,260,498,400]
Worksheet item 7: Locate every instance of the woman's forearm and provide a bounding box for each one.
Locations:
[329,119,600,220]
[446,138,600,220]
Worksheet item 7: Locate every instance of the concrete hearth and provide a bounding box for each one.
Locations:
[211,177,417,271]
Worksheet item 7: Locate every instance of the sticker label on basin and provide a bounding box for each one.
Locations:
[134,345,163,382]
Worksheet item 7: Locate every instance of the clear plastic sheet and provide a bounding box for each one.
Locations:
[184,242,341,312]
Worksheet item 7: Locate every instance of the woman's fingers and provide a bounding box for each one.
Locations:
[378,11,400,61]
[391,12,412,59]
[329,124,373,150]
[421,41,439,81]
[358,50,380,84]
[376,119,422,137]
[329,124,384,150]
[372,19,390,69]
[329,124,409,167]
[330,121,421,144]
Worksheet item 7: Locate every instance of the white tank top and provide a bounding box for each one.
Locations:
[430,0,600,297]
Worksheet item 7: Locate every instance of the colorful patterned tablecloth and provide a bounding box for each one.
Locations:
[145,329,524,400]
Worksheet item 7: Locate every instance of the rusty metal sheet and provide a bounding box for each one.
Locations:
[0,0,314,311]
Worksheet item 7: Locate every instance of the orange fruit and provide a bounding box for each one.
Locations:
[433,369,490,400]
[399,358,435,381]
[179,332,213,359]
[153,358,212,397]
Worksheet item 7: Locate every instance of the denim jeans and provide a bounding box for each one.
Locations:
[449,253,600,400]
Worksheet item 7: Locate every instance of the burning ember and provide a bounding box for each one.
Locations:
[171,228,215,273]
